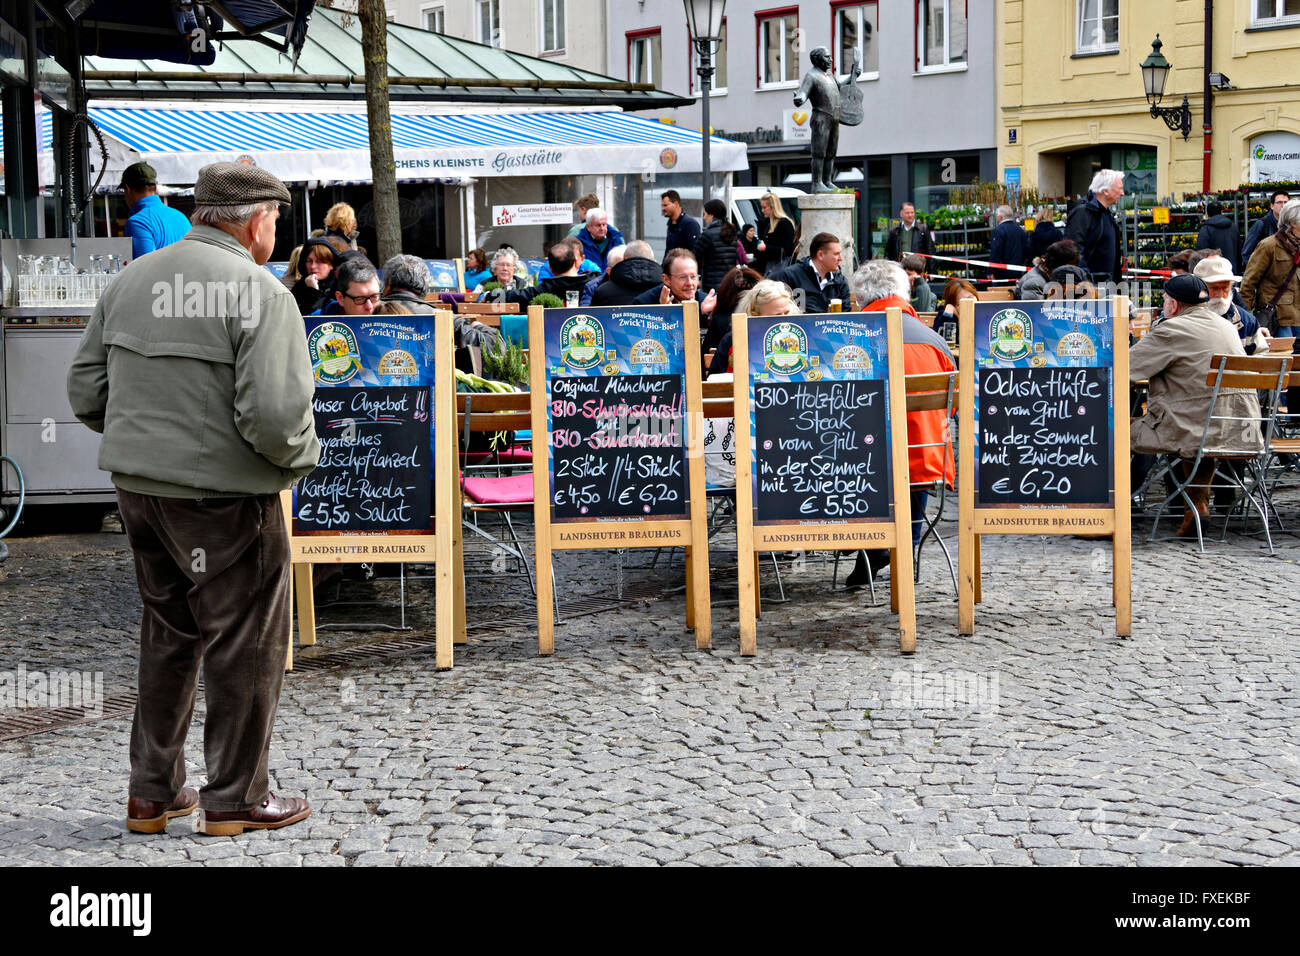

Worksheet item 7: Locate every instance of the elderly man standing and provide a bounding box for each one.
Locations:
[1066,169,1125,282]
[576,207,625,272]
[67,163,320,836]
[1131,273,1262,538]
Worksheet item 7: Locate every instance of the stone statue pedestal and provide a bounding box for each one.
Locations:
[795,193,857,275]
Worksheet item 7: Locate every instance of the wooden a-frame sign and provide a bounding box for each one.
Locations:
[282,309,464,670]
[732,307,917,655]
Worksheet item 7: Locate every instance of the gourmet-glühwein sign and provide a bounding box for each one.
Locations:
[529,304,710,654]
[958,297,1130,637]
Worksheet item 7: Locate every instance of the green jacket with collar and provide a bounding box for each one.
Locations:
[67,224,320,498]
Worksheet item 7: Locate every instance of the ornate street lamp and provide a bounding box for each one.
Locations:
[1141,35,1191,140]
[683,0,726,201]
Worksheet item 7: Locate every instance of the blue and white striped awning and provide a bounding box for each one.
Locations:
[84,105,747,185]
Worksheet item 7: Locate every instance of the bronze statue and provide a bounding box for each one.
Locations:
[794,46,862,193]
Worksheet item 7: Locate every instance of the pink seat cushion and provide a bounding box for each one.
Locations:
[465,447,533,464]
[462,473,534,504]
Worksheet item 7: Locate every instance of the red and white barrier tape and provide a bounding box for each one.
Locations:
[917,251,1173,280]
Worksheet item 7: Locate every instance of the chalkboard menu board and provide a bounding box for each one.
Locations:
[539,306,689,523]
[972,300,1116,509]
[296,385,433,533]
[746,313,895,525]
[423,259,461,292]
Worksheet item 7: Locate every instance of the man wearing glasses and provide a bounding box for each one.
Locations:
[330,256,382,316]
[1243,190,1291,267]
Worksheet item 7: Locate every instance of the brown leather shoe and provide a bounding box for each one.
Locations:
[127,787,199,834]
[198,793,312,836]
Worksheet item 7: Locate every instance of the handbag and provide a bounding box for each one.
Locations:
[1254,260,1299,335]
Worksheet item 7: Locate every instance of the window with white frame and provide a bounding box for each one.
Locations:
[628,30,661,86]
[1076,0,1119,53]
[690,20,727,95]
[1253,0,1300,24]
[757,9,799,87]
[834,2,879,79]
[477,0,501,48]
[541,0,565,54]
[422,4,445,33]
[916,0,966,70]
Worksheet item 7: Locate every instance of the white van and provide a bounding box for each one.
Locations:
[641,185,806,256]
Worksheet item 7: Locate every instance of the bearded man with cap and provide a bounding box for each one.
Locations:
[1131,273,1262,537]
[120,161,192,258]
[68,162,320,836]
[1193,254,1264,354]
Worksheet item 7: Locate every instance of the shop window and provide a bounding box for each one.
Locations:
[833,2,879,79]
[756,8,799,87]
[421,4,445,33]
[477,0,501,48]
[1253,0,1300,24]
[1076,0,1119,54]
[915,0,966,71]
[541,0,566,54]
[628,29,661,86]
[690,20,728,95]
[910,154,980,212]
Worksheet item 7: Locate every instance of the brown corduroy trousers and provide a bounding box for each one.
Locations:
[116,489,291,812]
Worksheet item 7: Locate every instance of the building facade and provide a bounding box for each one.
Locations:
[999,0,1300,203]
[609,1,997,256]
[386,0,608,74]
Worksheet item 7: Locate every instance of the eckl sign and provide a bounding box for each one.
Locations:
[492,202,573,227]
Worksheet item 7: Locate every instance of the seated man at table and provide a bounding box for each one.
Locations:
[1131,273,1263,537]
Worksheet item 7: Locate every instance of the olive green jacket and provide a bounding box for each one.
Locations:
[67,225,320,497]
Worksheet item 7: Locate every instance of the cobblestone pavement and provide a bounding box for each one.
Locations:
[2,501,1299,867]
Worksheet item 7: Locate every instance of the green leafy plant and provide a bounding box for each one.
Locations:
[530,292,564,308]
[478,281,502,292]
[482,333,529,388]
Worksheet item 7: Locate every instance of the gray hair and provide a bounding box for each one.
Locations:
[585,206,608,226]
[624,239,655,260]
[190,199,278,228]
[605,244,628,268]
[1278,198,1300,233]
[334,256,379,293]
[490,247,520,272]
[381,254,429,296]
[1089,169,1124,194]
[851,259,910,305]
[996,205,1014,222]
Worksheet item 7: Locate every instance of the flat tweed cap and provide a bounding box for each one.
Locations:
[195,162,291,206]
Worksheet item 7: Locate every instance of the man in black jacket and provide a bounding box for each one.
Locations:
[662,190,701,255]
[591,240,662,306]
[1242,190,1290,266]
[768,232,849,313]
[988,205,1028,279]
[1195,201,1241,272]
[694,198,738,293]
[1064,169,1124,282]
[504,242,590,306]
[884,202,935,262]
[380,254,437,313]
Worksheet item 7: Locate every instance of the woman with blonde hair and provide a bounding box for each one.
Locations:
[755,193,796,275]
[323,202,359,249]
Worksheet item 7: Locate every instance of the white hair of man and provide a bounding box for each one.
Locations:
[1278,198,1300,233]
[624,239,655,260]
[851,259,910,305]
[585,207,608,225]
[996,205,1014,222]
[605,244,627,269]
[1089,169,1124,195]
[381,254,430,296]
[190,200,278,228]
[490,247,520,271]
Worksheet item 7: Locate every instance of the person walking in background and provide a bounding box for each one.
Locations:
[1065,169,1124,281]
[1028,207,1065,262]
[323,202,359,250]
[662,189,701,254]
[67,162,319,836]
[1242,190,1290,265]
[988,205,1029,279]
[884,201,935,263]
[694,198,739,294]
[754,192,796,275]
[1196,201,1241,273]
[119,162,191,258]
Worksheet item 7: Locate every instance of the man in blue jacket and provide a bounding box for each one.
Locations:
[120,162,191,258]
[576,208,625,271]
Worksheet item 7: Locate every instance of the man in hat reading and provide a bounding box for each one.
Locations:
[120,161,191,258]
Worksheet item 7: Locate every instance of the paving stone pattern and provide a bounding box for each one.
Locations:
[2,505,1299,866]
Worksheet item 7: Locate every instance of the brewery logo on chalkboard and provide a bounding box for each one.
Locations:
[1055,329,1096,359]
[763,322,809,376]
[832,344,872,373]
[988,309,1034,362]
[309,322,362,384]
[560,314,606,371]
[377,348,419,379]
[629,338,668,367]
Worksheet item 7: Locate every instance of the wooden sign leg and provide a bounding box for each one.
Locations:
[294,563,316,646]
[452,495,467,646]
[895,541,917,654]
[685,546,697,630]
[958,524,975,635]
[738,549,757,657]
[1114,536,1131,637]
[536,550,555,655]
[889,549,900,613]
[973,534,983,604]
[753,552,762,619]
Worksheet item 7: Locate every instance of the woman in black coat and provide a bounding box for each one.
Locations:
[755,192,796,275]
[290,238,342,315]
[1029,213,1065,263]
[694,198,739,293]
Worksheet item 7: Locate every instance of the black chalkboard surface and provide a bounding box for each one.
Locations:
[977,366,1111,505]
[753,379,891,523]
[549,373,688,520]
[295,385,433,533]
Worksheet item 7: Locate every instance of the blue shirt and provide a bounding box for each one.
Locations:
[124,194,191,258]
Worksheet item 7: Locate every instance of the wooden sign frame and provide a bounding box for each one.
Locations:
[529,302,711,655]
[732,306,917,655]
[282,309,464,669]
[957,296,1131,637]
